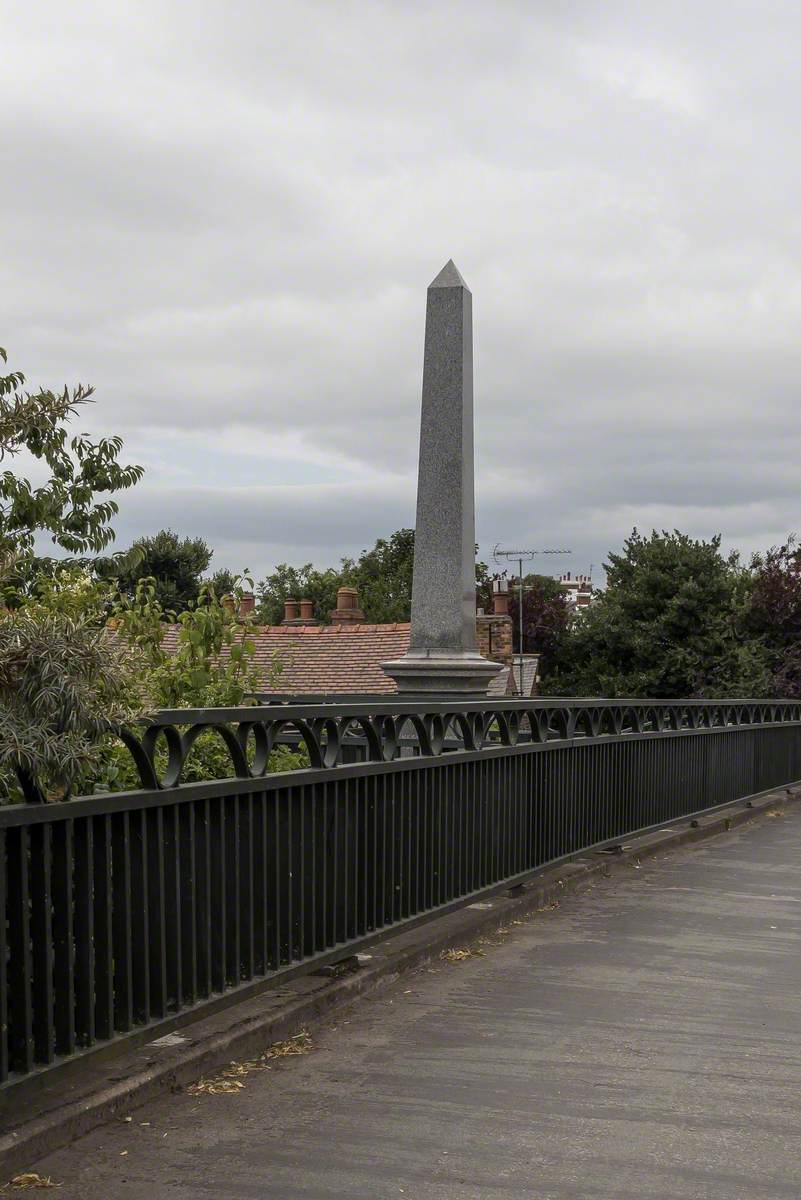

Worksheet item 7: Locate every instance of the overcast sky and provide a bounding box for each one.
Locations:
[3,1,800,584]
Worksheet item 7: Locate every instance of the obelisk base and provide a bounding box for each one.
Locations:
[382,650,504,696]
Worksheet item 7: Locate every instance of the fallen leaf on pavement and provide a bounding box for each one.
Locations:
[187,1032,312,1094]
[2,1176,61,1191]
[441,947,484,963]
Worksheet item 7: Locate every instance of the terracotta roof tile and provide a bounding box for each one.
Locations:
[158,622,411,695]
[154,621,518,697]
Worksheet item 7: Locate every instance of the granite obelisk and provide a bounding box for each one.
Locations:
[382,261,503,694]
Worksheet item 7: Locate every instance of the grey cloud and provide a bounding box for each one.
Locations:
[4,0,801,582]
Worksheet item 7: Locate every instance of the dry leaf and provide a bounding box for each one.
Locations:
[262,1031,312,1059]
[3,1176,61,1191]
[441,947,484,963]
[187,1032,312,1095]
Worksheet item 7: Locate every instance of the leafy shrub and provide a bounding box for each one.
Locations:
[0,607,145,802]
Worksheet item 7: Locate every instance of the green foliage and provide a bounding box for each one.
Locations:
[348,528,415,623]
[27,562,115,621]
[111,575,263,709]
[743,536,801,697]
[258,529,487,625]
[257,561,348,625]
[206,567,238,600]
[94,574,304,792]
[0,345,143,560]
[0,606,145,802]
[507,574,571,662]
[106,528,213,613]
[543,529,771,698]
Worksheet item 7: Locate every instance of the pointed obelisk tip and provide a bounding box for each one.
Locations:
[428,259,470,291]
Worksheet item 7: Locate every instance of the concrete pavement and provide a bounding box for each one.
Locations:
[28,804,801,1200]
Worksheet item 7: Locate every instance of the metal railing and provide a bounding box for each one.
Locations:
[2,697,800,1092]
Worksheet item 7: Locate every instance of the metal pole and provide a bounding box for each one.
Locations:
[518,557,524,696]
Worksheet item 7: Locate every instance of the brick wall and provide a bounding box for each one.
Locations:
[476,614,513,668]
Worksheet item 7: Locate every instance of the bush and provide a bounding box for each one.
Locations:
[0,607,145,802]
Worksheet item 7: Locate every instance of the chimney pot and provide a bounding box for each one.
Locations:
[299,598,315,621]
[330,586,365,625]
[222,594,235,615]
[283,597,300,623]
[239,593,255,617]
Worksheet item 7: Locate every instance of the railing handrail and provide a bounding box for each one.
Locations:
[187,696,799,721]
[4,696,801,808]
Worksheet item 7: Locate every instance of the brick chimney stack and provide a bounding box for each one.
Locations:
[330,586,365,625]
[492,588,509,617]
[476,576,512,675]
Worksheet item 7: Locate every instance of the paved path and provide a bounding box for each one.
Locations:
[31,806,801,1200]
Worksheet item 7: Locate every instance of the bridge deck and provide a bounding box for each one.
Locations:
[32,805,801,1199]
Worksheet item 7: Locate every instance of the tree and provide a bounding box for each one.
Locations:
[744,536,801,697]
[543,529,770,698]
[257,529,492,626]
[0,604,145,802]
[102,575,302,788]
[257,562,347,625]
[206,568,238,600]
[0,345,143,561]
[350,528,415,623]
[507,574,571,665]
[108,528,212,613]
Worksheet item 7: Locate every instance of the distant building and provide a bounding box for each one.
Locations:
[559,572,593,610]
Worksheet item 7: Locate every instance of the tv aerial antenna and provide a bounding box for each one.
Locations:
[491,545,572,695]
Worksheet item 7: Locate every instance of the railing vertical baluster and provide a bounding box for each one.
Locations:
[319,782,329,950]
[163,805,181,1011]
[179,801,197,1005]
[357,772,366,931]
[210,797,225,991]
[252,792,265,974]
[73,818,95,1047]
[30,822,55,1064]
[390,772,399,923]
[111,811,133,1032]
[147,807,167,1018]
[7,827,33,1073]
[330,781,339,943]
[0,829,7,1082]
[225,796,240,984]
[269,789,279,968]
[286,789,296,958]
[195,797,212,998]
[298,787,306,955]
[92,815,114,1040]
[130,809,150,1023]
[341,780,349,939]
[240,795,254,979]
[404,773,413,918]
[52,819,75,1055]
[371,774,379,931]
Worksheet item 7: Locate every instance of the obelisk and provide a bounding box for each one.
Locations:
[382,261,503,695]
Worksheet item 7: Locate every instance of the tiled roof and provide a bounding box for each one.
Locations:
[160,622,411,695]
[157,621,516,697]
